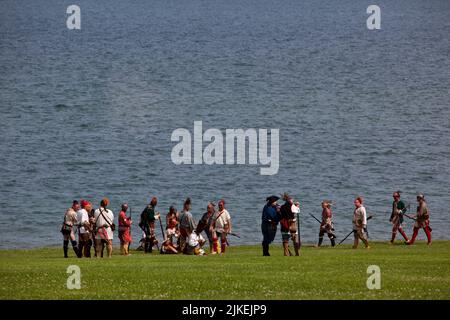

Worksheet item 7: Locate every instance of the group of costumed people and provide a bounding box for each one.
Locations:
[60,191,432,258]
[260,191,432,256]
[60,197,232,258]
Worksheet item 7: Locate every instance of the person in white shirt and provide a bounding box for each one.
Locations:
[186,231,206,255]
[212,199,232,254]
[77,200,92,258]
[94,198,114,258]
[352,196,370,249]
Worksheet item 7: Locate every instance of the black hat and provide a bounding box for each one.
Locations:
[266,195,280,203]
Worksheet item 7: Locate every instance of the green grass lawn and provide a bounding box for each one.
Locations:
[0,241,449,300]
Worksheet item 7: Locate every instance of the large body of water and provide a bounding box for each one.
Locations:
[1,0,449,249]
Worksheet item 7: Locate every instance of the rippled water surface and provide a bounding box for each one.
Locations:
[1,0,449,249]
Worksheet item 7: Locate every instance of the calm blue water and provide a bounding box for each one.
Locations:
[1,0,449,249]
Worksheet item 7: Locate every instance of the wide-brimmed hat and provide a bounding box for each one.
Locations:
[266,195,279,203]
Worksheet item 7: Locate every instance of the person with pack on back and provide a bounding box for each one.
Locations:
[139,197,160,253]
[61,200,81,258]
[94,198,114,258]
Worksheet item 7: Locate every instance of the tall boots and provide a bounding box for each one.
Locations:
[72,240,80,258]
[63,240,69,258]
[318,235,334,247]
[221,238,227,254]
[407,227,432,245]
[391,227,409,243]
[262,243,270,256]
[63,240,80,258]
[317,236,324,247]
[212,237,220,254]
[330,237,336,247]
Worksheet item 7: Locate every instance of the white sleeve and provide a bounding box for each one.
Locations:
[362,207,367,226]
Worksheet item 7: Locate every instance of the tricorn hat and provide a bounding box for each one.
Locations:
[266,195,280,203]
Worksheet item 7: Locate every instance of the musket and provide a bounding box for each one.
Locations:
[228,232,241,238]
[295,206,301,249]
[129,206,132,244]
[308,213,322,224]
[158,211,166,242]
[338,215,373,245]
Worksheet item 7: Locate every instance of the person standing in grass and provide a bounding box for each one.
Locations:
[118,203,132,256]
[389,191,409,244]
[179,198,197,253]
[212,199,232,254]
[261,195,281,256]
[139,197,160,253]
[94,198,114,258]
[280,193,300,256]
[61,200,81,258]
[317,200,336,247]
[352,196,370,249]
[196,202,216,253]
[406,194,432,245]
[77,200,92,257]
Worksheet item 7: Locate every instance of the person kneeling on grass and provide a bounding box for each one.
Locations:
[185,230,207,255]
[94,198,114,258]
[161,226,179,254]
[352,196,370,249]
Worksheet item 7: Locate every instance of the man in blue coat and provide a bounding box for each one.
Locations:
[261,196,281,256]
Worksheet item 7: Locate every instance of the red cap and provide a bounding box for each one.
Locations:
[80,199,89,208]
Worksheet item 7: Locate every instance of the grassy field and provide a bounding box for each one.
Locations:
[0,241,449,300]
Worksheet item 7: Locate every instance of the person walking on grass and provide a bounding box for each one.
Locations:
[61,200,80,258]
[389,191,409,244]
[118,203,132,256]
[406,194,432,245]
[317,200,336,247]
[94,198,114,258]
[179,197,196,254]
[352,196,370,249]
[261,195,281,256]
[280,193,300,256]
